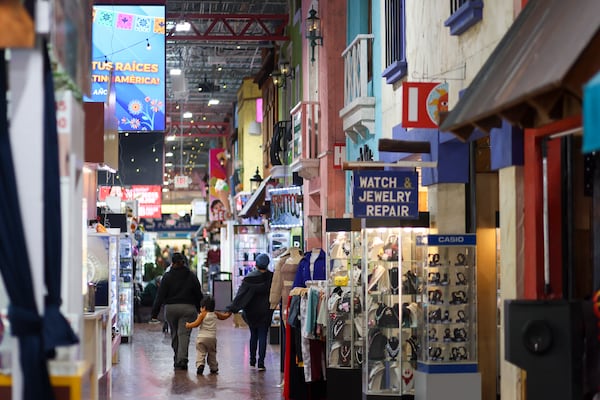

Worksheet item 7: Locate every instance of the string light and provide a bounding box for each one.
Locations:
[146,38,151,50]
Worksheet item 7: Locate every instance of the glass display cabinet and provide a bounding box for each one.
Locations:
[118,235,134,342]
[232,224,268,295]
[361,218,428,400]
[415,234,480,400]
[325,218,362,400]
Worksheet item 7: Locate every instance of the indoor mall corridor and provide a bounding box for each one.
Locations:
[111,319,283,399]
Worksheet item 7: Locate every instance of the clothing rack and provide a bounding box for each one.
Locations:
[305,280,327,289]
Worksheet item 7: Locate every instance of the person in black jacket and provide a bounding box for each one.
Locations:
[227,253,273,371]
[151,252,203,370]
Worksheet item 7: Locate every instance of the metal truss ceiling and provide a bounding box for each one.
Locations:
[163,0,289,195]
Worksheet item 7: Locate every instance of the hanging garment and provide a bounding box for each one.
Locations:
[292,249,326,288]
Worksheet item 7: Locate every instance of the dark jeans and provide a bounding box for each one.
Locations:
[249,324,269,366]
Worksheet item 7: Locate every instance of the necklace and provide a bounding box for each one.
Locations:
[332,318,345,339]
[340,344,351,364]
[356,346,363,364]
[389,267,399,294]
[385,337,400,360]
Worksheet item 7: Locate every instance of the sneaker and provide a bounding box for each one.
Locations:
[249,360,256,367]
[210,369,218,374]
[196,365,204,375]
[257,364,266,371]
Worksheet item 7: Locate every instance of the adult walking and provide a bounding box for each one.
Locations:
[227,253,273,371]
[151,252,203,370]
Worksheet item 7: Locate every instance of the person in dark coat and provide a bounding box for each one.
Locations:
[151,252,203,370]
[227,253,273,371]
[141,275,161,306]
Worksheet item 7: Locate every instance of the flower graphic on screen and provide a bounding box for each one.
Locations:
[120,97,163,131]
[128,100,142,115]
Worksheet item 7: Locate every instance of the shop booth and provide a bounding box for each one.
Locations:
[439,1,600,398]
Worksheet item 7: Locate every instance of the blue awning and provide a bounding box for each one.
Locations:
[583,72,600,154]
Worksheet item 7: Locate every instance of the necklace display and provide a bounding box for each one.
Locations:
[385,337,400,360]
[389,267,399,294]
[339,343,351,365]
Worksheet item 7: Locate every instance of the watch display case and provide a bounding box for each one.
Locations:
[417,234,477,372]
[362,222,428,399]
[233,224,268,295]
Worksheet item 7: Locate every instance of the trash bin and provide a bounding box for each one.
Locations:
[212,272,232,311]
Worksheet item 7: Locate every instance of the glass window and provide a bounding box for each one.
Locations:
[444,0,484,36]
[381,0,407,84]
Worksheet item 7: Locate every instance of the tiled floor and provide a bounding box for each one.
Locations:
[111,320,283,399]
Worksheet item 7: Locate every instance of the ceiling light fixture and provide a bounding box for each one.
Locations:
[166,152,174,157]
[208,99,220,106]
[170,68,182,76]
[183,111,193,118]
[175,21,191,32]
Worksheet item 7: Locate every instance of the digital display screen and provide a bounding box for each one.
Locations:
[87,5,166,132]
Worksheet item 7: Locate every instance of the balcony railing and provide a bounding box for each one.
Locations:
[339,34,375,143]
[289,101,320,180]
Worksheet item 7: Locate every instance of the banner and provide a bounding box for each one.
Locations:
[209,149,230,221]
[87,5,166,132]
[139,214,199,232]
[402,82,448,128]
[98,185,162,218]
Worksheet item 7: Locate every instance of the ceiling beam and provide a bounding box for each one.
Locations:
[166,13,288,41]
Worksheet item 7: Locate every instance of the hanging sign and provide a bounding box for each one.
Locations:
[352,170,418,218]
[174,175,189,189]
[270,187,303,227]
[333,142,346,170]
[402,82,448,128]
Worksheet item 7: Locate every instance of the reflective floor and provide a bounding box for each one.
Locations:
[111,320,283,399]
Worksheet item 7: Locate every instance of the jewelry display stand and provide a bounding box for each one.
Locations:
[415,234,481,400]
[232,225,268,296]
[361,216,428,400]
[325,218,362,400]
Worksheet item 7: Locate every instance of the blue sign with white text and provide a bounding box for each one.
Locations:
[428,235,476,246]
[353,170,419,218]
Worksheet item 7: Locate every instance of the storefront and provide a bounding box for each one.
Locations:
[440,0,600,397]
